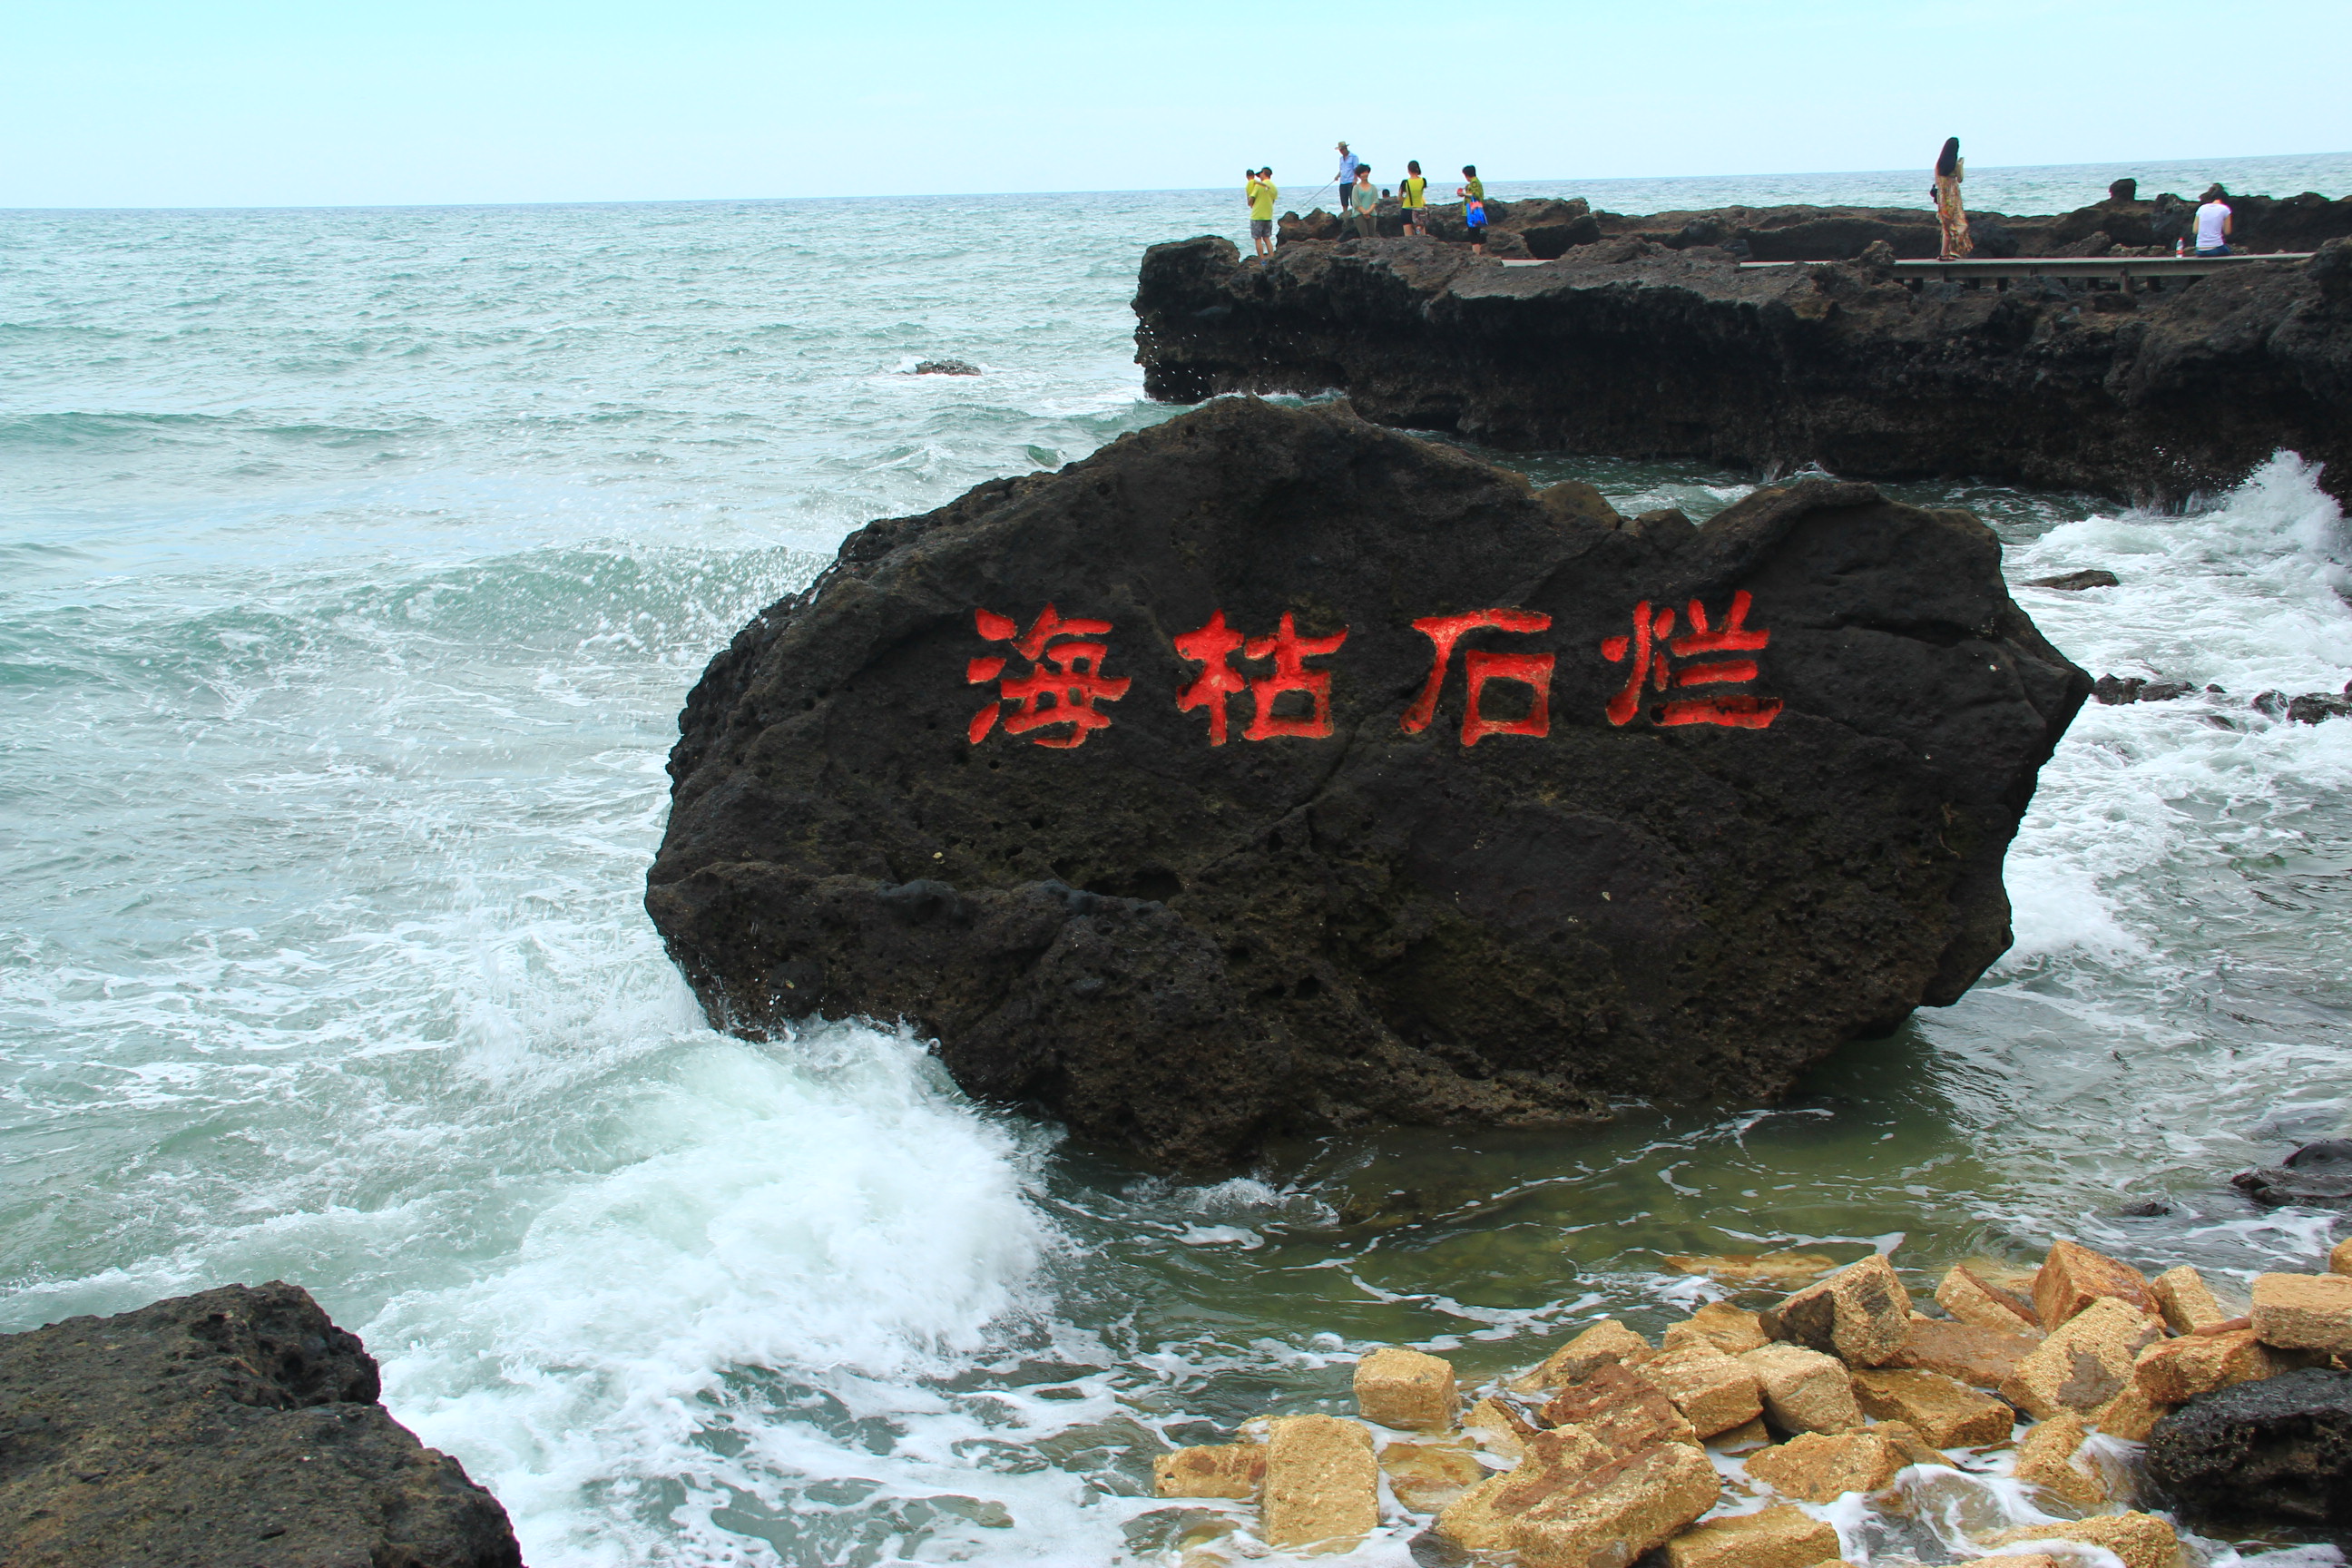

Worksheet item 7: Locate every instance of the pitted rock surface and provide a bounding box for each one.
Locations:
[2146,1366,2352,1524]
[0,1282,521,1568]
[648,397,2087,1166]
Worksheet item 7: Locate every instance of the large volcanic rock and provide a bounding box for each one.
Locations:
[2146,1367,2352,1525]
[0,1282,520,1568]
[1137,232,2352,507]
[647,398,2087,1167]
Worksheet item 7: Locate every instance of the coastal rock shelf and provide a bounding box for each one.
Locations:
[1132,229,2352,507]
[0,1283,523,1568]
[647,397,2086,1167]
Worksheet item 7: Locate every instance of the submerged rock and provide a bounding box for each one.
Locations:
[912,358,981,376]
[2234,1139,2352,1208]
[2145,1366,2352,1524]
[2028,569,2121,591]
[648,397,2087,1166]
[0,1282,521,1568]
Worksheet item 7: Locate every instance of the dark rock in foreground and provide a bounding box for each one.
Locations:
[2147,1366,2352,1524]
[2235,1140,2352,1209]
[1134,232,2352,507]
[648,398,2086,1166]
[0,1283,520,1568]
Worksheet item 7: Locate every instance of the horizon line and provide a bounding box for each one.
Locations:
[5,149,2348,217]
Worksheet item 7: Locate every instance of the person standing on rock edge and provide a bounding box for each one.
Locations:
[1461,165,1484,201]
[1399,161,1428,237]
[1933,138,1973,260]
[2194,184,2234,256]
[1246,168,1279,259]
[1333,142,1359,214]
[1347,164,1378,240]
[1462,190,1490,253]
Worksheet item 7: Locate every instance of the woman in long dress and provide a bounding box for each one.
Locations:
[1934,137,1972,260]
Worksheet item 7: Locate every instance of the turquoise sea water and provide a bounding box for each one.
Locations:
[5,153,2352,1566]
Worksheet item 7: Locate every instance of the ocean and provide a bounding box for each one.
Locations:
[4,152,2351,1566]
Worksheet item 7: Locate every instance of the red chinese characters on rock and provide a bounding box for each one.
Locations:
[1401,610,1555,745]
[966,604,1132,747]
[1174,611,1349,743]
[1602,589,1782,729]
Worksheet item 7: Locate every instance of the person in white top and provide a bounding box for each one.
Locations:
[2193,185,2234,257]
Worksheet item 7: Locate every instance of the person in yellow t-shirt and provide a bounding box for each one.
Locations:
[1399,160,1428,237]
[1246,168,1279,258]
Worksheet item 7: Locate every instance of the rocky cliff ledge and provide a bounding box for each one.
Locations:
[649,397,2084,1168]
[0,1283,521,1568]
[1135,230,2352,506]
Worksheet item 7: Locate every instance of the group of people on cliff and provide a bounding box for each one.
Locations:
[1936,136,2235,260]
[1240,142,1493,258]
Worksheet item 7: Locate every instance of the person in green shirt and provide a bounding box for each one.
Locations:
[1246,168,1279,259]
[1399,160,1428,237]
[1348,165,1378,240]
[1461,164,1485,201]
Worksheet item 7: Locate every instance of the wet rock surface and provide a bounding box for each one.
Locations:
[2235,1140,2352,1209]
[2145,1366,2352,1524]
[0,1282,522,1568]
[1134,230,2352,507]
[647,397,2086,1166]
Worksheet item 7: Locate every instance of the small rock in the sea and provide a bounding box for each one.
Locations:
[2288,691,2352,724]
[1661,1250,1837,1289]
[2135,1326,2284,1403]
[2093,673,2192,705]
[1377,1437,1488,1513]
[2249,1271,2352,1352]
[1887,1316,2042,1387]
[1635,1345,1764,1437]
[1510,1318,1655,1392]
[2001,1296,2163,1418]
[1354,1345,1457,1432]
[2034,1237,2155,1325]
[910,358,981,375]
[1848,1367,2013,1447]
[2029,569,2122,590]
[1936,1263,2043,1331]
[1743,1428,1905,1503]
[2146,1367,2352,1524]
[2011,1410,2111,1511]
[1259,1414,1377,1549]
[2115,1198,2172,1216]
[1661,1503,1838,1568]
[2232,1139,2352,1209]
[1536,1361,1698,1450]
[1739,1342,1863,1433]
[1661,1301,1768,1357]
[1763,1252,1911,1367]
[2151,1264,2230,1333]
[1154,1442,1266,1499]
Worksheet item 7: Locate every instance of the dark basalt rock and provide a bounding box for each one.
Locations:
[2146,1366,2352,1524]
[647,397,2087,1167]
[2028,570,2121,591]
[0,1282,521,1568]
[2235,1140,2352,1208]
[1134,232,2352,507]
[913,358,981,376]
[2093,675,2194,705]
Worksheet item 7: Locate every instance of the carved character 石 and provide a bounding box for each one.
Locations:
[1401,609,1555,746]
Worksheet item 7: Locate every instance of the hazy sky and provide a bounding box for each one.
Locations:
[6,0,2348,208]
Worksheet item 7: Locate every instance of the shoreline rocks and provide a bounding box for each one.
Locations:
[647,397,2086,1168]
[1132,229,2352,508]
[0,1282,522,1568]
[1152,1235,2352,1563]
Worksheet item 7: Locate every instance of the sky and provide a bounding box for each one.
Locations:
[4,0,2348,209]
